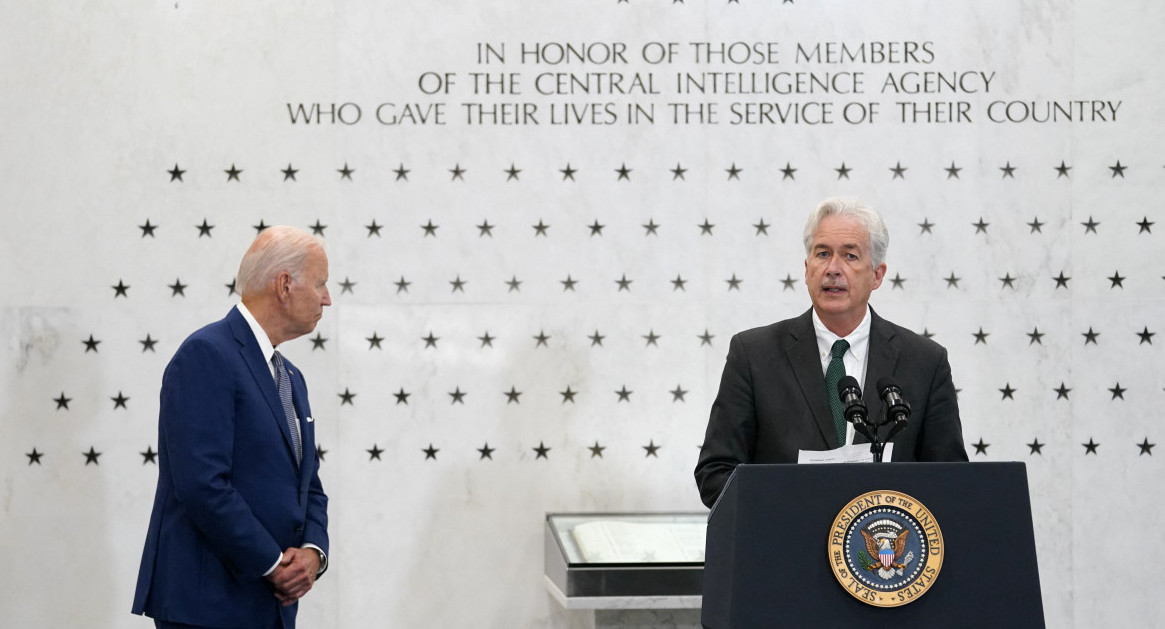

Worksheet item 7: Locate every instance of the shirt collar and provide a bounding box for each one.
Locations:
[236,302,277,367]
[811,304,872,362]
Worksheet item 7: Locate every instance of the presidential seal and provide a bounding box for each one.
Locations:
[827,490,944,607]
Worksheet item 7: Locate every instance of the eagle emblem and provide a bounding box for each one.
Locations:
[859,519,915,580]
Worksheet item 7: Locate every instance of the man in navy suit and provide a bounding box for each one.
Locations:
[133,226,332,628]
[695,197,968,508]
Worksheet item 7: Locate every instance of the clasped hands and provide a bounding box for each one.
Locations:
[266,547,321,606]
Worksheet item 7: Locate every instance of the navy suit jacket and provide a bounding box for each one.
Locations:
[694,307,968,507]
[133,307,328,628]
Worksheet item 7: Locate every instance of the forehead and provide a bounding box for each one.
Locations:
[811,215,870,249]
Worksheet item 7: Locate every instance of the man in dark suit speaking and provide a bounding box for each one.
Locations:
[133,226,332,628]
[695,197,968,508]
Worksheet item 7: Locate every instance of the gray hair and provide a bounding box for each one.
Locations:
[236,226,324,296]
[802,197,889,268]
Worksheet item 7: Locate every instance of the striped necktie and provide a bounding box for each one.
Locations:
[271,351,303,465]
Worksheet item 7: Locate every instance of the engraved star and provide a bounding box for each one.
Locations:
[338,388,356,405]
[224,164,242,181]
[921,328,935,339]
[505,276,522,292]
[944,273,961,288]
[316,445,327,462]
[725,274,742,291]
[560,163,577,180]
[111,391,130,409]
[533,442,551,459]
[532,220,550,236]
[1105,271,1125,288]
[1027,327,1045,345]
[725,162,742,180]
[505,163,521,181]
[112,280,130,298]
[1053,272,1071,289]
[781,274,799,291]
[1082,327,1100,345]
[1027,439,1044,455]
[449,275,467,293]
[944,162,961,179]
[642,330,660,347]
[449,387,467,404]
[1082,438,1099,455]
[504,387,522,404]
[588,220,605,236]
[890,273,906,290]
[588,442,606,458]
[835,162,852,179]
[559,386,578,403]
[478,443,496,460]
[997,273,1016,289]
[393,388,411,404]
[1108,160,1127,178]
[972,218,989,234]
[615,274,633,292]
[918,218,934,234]
[310,333,327,350]
[449,163,466,180]
[473,219,494,237]
[422,332,439,348]
[615,163,632,180]
[670,163,687,180]
[366,332,383,349]
[1054,383,1071,400]
[139,219,157,238]
[1137,217,1154,234]
[614,385,633,402]
[643,219,660,235]
[972,439,989,455]
[421,220,439,237]
[141,445,158,464]
[339,277,356,294]
[999,383,1016,400]
[83,447,102,465]
[1054,161,1072,178]
[253,220,269,234]
[281,164,298,181]
[1081,217,1099,234]
[139,334,158,353]
[533,330,550,347]
[367,444,384,461]
[1137,326,1155,345]
[973,328,990,345]
[365,220,382,237]
[82,334,101,353]
[889,161,907,179]
[167,278,187,297]
[196,219,214,237]
[337,163,355,180]
[309,220,326,236]
[753,219,770,235]
[395,276,412,293]
[167,163,185,182]
[588,330,605,347]
[1109,383,1126,400]
[1027,217,1044,233]
[1138,438,1156,456]
[698,329,715,346]
[698,219,715,235]
[643,440,661,457]
[779,162,796,180]
[670,385,688,402]
[54,392,72,410]
[393,163,409,181]
[478,331,495,348]
[26,448,43,465]
[423,444,439,460]
[671,274,687,291]
[999,161,1017,178]
[560,275,578,291]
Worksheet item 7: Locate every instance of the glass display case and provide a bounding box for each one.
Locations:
[544,512,707,603]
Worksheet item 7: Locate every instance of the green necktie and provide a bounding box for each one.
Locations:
[825,339,850,446]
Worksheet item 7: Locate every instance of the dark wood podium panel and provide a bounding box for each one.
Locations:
[702,462,1044,628]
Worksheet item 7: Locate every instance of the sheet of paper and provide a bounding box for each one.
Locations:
[797,442,894,464]
[570,520,707,563]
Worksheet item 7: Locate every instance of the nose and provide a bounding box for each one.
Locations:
[321,286,332,307]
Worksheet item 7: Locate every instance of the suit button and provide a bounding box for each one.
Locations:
[294,526,304,533]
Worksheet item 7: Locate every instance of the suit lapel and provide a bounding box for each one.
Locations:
[228,309,300,467]
[782,309,840,447]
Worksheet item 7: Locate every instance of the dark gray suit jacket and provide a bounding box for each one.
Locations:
[694,307,968,507]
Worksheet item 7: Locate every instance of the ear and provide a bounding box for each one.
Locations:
[275,271,293,302]
[871,263,887,289]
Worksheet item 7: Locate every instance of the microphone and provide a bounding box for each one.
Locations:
[876,377,911,442]
[837,376,873,441]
